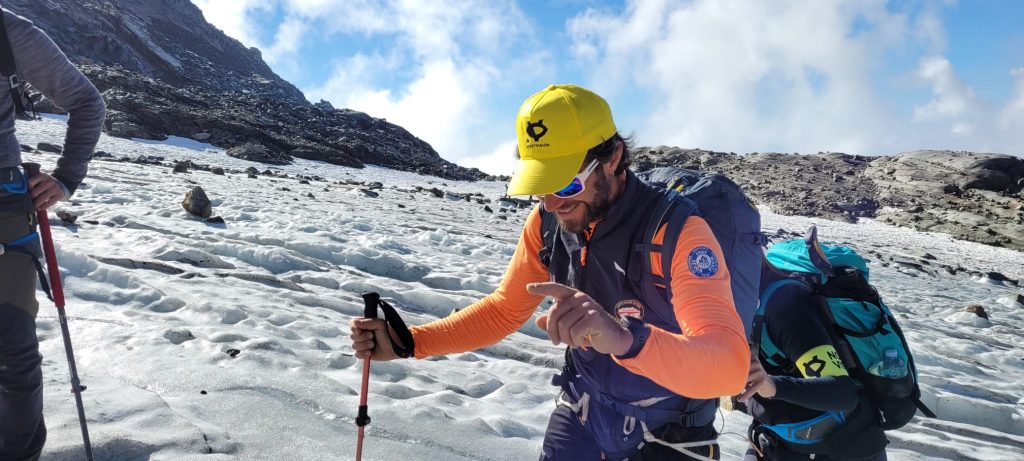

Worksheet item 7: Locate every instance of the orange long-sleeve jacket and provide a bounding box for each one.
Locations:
[410,206,749,399]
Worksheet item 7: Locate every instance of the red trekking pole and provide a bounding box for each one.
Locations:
[355,293,412,461]
[355,293,379,461]
[24,163,94,461]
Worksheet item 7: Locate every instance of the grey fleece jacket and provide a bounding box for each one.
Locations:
[0,8,105,195]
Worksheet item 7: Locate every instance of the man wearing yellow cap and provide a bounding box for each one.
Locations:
[350,84,749,460]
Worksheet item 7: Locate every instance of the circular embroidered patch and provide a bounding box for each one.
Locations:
[687,246,719,278]
[614,299,645,320]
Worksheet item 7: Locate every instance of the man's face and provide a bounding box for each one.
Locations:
[540,156,617,234]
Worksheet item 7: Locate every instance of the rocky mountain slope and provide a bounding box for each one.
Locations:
[4,1,1021,247]
[634,147,1024,251]
[5,0,485,180]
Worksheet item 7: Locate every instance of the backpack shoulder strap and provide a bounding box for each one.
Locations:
[538,207,558,269]
[0,11,15,77]
[656,194,698,300]
[631,189,698,304]
[753,277,812,368]
[0,12,29,117]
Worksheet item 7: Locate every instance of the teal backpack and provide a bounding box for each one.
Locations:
[754,227,935,434]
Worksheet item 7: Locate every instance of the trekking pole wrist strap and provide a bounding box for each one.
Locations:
[361,292,415,358]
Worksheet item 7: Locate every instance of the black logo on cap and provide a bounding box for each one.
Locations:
[526,120,548,142]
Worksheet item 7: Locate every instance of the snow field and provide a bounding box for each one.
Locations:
[14,116,1024,460]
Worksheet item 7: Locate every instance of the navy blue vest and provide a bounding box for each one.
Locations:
[543,171,716,455]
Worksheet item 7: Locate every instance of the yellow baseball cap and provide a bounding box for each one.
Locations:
[507,84,617,196]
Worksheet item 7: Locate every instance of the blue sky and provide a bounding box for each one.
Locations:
[193,0,1024,175]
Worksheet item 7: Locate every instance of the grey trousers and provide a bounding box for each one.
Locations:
[0,211,46,461]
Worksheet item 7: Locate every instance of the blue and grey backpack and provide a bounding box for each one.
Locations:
[633,167,764,338]
[540,166,765,338]
[754,227,935,439]
[538,166,765,457]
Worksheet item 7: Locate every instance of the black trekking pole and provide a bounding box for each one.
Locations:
[24,163,94,461]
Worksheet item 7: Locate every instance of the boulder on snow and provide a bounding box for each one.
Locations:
[56,210,78,225]
[986,272,1012,283]
[36,142,62,154]
[164,328,196,345]
[182,186,213,218]
[963,305,989,320]
[944,310,991,328]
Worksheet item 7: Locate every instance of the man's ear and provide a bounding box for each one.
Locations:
[605,141,624,175]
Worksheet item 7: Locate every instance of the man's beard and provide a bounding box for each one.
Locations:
[557,171,615,234]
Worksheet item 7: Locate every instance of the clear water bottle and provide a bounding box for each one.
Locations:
[869,348,907,378]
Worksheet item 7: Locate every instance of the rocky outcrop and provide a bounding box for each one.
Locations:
[864,151,1024,248]
[634,148,881,221]
[634,147,1024,251]
[4,0,304,101]
[226,143,291,166]
[7,0,487,181]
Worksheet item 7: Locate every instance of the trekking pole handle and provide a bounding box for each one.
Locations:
[23,162,40,177]
[362,292,380,319]
[356,293,380,429]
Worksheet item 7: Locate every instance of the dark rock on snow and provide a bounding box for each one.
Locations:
[963,305,989,320]
[36,142,62,154]
[182,186,212,218]
[56,210,78,224]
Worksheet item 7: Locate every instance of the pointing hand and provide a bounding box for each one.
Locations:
[527,282,632,356]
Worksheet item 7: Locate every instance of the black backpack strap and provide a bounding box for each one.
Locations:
[657,196,698,300]
[629,190,699,305]
[0,13,31,118]
[752,277,810,372]
[361,292,414,358]
[915,399,937,418]
[538,208,558,270]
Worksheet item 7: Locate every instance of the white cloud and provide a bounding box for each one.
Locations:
[195,0,1023,169]
[313,58,497,161]
[913,56,984,135]
[194,0,545,170]
[296,1,542,168]
[568,0,908,155]
[192,0,272,48]
[459,139,518,177]
[566,0,1022,156]
[1000,68,1024,139]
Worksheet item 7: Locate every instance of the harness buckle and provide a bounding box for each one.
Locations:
[8,74,20,90]
[0,244,6,256]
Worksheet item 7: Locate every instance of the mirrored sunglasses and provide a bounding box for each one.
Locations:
[552,160,600,198]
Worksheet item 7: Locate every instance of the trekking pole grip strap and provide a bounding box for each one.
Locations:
[361,293,415,358]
